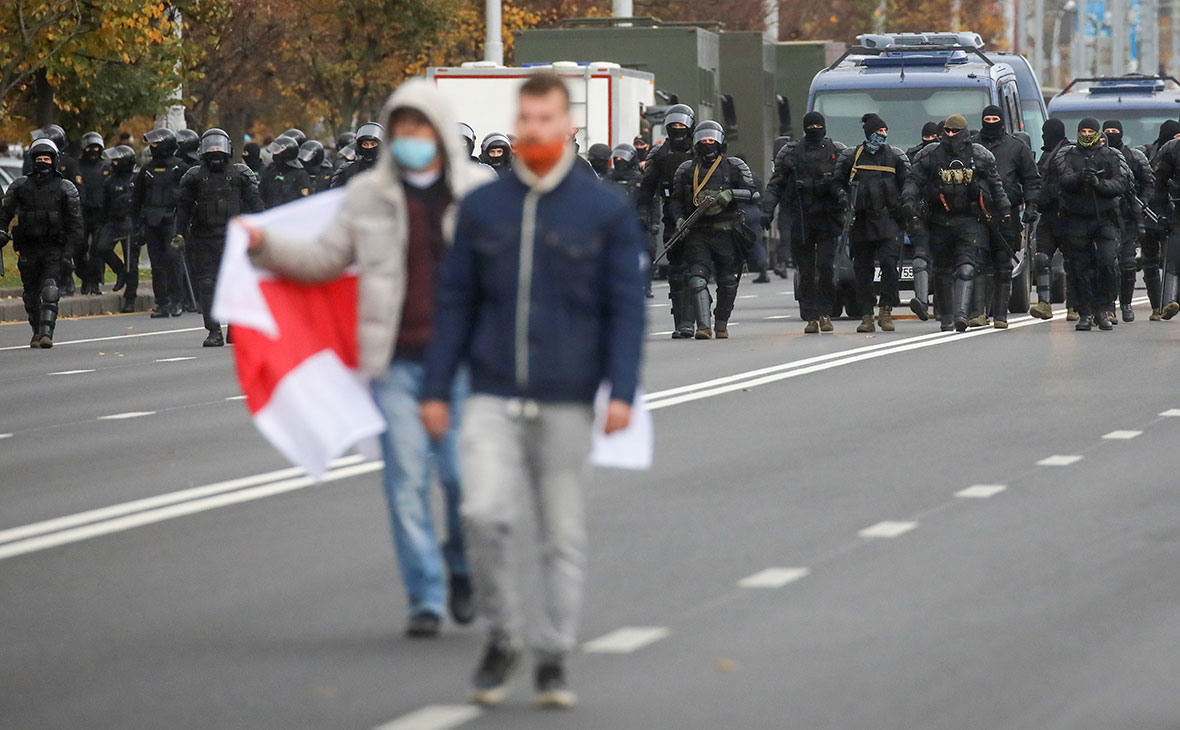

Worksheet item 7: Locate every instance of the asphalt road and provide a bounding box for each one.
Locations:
[3,278,1180,730]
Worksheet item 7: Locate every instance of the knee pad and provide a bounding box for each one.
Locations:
[954,264,975,282]
[687,275,709,292]
[1119,259,1139,273]
[687,263,711,281]
[667,273,685,294]
[718,271,740,289]
[912,257,928,274]
[41,279,59,303]
[1033,252,1050,272]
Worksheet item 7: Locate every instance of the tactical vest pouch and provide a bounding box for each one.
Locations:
[196,199,229,228]
[143,206,173,227]
[938,167,974,185]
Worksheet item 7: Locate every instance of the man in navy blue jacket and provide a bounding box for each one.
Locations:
[421,72,646,710]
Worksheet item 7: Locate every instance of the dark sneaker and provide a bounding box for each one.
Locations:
[449,575,476,626]
[471,636,521,707]
[535,658,577,709]
[203,329,225,347]
[405,611,441,638]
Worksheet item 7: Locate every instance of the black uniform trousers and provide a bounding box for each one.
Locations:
[1064,215,1119,318]
[852,235,901,312]
[129,222,180,309]
[190,235,226,331]
[685,227,743,322]
[17,244,62,332]
[790,219,838,321]
[81,205,105,286]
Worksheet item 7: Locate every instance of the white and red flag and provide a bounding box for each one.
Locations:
[213,190,386,478]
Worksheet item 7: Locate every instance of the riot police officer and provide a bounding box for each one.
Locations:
[906,122,940,161]
[904,122,941,320]
[480,133,513,176]
[968,105,1041,328]
[1104,119,1154,323]
[175,129,263,346]
[1056,118,1128,330]
[176,129,201,172]
[1136,121,1180,320]
[332,122,382,188]
[608,143,650,296]
[96,145,137,293]
[39,125,85,296]
[668,120,759,339]
[0,139,84,348]
[78,131,110,294]
[334,132,356,168]
[298,140,334,194]
[241,142,263,174]
[761,111,846,334]
[834,113,909,333]
[638,104,697,337]
[902,114,1010,332]
[1030,118,1073,320]
[131,128,187,317]
[587,143,612,178]
[460,123,479,162]
[260,135,311,208]
[281,128,308,148]
[1149,121,1180,321]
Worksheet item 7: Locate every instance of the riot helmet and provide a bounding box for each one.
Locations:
[81,131,105,161]
[611,143,637,171]
[335,132,355,152]
[356,122,384,162]
[338,142,357,164]
[480,132,512,170]
[298,139,325,168]
[29,139,58,178]
[693,120,726,160]
[267,135,301,164]
[282,128,307,147]
[105,145,137,173]
[176,129,200,160]
[663,104,695,151]
[200,128,232,171]
[459,122,477,157]
[143,128,179,158]
[41,124,67,152]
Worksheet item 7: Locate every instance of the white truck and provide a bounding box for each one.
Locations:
[426,62,655,152]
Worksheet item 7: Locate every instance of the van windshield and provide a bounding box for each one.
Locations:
[1050,110,1177,149]
[813,88,991,149]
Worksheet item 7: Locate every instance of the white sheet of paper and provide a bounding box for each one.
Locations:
[591,384,653,471]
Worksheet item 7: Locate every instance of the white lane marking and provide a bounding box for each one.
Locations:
[583,627,669,654]
[1037,455,1083,466]
[0,327,206,351]
[1159,409,1180,417]
[859,521,918,538]
[647,303,665,308]
[644,299,1149,410]
[97,411,156,420]
[738,294,758,299]
[955,484,1007,499]
[48,369,95,376]
[0,455,366,546]
[155,356,196,363]
[738,567,810,588]
[764,315,792,319]
[0,433,12,440]
[226,395,247,401]
[650,331,674,337]
[0,460,381,561]
[372,705,482,730]
[1102,430,1143,440]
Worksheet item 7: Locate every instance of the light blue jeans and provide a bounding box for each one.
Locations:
[370,360,468,618]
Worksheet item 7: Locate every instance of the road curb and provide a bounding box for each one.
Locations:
[0,289,157,322]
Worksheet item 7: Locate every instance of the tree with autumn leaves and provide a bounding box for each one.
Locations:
[1,0,1007,152]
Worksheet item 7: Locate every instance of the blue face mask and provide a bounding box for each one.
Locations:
[391,137,437,170]
[866,131,888,153]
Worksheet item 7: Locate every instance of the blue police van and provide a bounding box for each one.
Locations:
[804,32,1038,315]
[1048,75,1180,149]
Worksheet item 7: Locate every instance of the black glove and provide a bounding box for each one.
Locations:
[1021,205,1038,225]
[1083,169,1100,187]
[795,179,813,195]
[902,202,918,220]
[760,216,772,232]
[0,230,9,246]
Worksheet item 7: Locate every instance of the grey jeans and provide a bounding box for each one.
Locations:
[458,394,594,655]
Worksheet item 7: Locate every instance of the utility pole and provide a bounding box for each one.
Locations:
[1033,0,1045,79]
[952,0,961,32]
[485,0,503,65]
[1113,0,1127,74]
[1142,0,1159,73]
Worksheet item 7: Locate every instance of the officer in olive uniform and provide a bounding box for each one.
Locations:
[130,128,187,316]
[174,129,263,347]
[668,120,760,339]
[260,135,311,208]
[761,111,846,333]
[902,114,1011,332]
[0,139,84,348]
[834,113,910,333]
[638,104,697,337]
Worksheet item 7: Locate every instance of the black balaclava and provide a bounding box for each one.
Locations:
[242,142,261,172]
[666,124,691,152]
[1042,118,1066,151]
[1077,117,1101,148]
[206,152,229,173]
[1156,120,1180,149]
[803,111,826,143]
[82,146,103,163]
[921,121,940,141]
[1103,119,1124,149]
[980,105,1004,140]
[33,157,54,178]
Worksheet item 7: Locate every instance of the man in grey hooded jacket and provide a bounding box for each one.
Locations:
[242,79,495,637]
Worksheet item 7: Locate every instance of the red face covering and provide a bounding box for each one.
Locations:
[514,139,565,177]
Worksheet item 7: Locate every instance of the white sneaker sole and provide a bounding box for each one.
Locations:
[535,689,578,709]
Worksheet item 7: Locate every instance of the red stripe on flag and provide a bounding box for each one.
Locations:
[232,275,360,414]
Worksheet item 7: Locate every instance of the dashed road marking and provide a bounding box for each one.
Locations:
[739,294,758,299]
[372,705,482,730]
[650,331,675,337]
[97,411,156,420]
[226,395,247,401]
[764,315,791,319]
[48,369,95,376]
[955,484,1007,499]
[0,433,11,440]
[1102,430,1143,440]
[738,567,810,588]
[859,521,918,538]
[1037,455,1083,466]
[1160,409,1180,417]
[155,356,196,363]
[583,626,669,654]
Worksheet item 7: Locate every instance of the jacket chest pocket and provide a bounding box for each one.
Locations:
[540,229,603,304]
